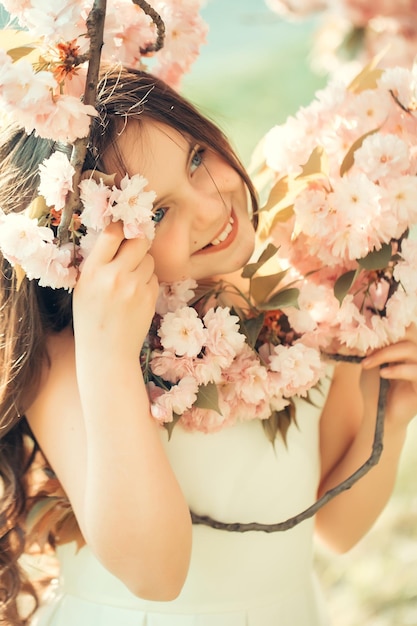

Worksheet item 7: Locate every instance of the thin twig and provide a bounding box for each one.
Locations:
[190,371,389,533]
[57,0,107,244]
[132,0,166,54]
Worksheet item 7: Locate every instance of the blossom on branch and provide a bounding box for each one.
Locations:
[255,61,417,354]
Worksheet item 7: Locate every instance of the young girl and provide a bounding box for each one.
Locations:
[1,65,417,626]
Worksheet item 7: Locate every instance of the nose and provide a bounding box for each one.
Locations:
[185,176,229,231]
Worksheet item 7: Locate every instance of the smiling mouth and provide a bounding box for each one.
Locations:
[196,212,237,255]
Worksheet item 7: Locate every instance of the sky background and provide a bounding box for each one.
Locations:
[182,0,326,163]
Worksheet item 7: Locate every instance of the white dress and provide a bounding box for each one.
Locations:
[32,380,332,626]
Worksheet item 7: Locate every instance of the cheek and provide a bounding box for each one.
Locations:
[218,166,244,191]
[150,239,187,283]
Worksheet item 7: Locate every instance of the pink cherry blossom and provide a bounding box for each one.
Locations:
[79,177,112,232]
[385,290,417,341]
[150,350,196,384]
[24,95,97,142]
[0,210,77,289]
[103,2,156,67]
[382,176,417,235]
[353,133,411,181]
[0,0,31,15]
[344,88,393,134]
[38,151,75,210]
[155,279,197,315]
[0,210,54,266]
[32,244,78,290]
[265,343,324,398]
[180,406,232,434]
[151,0,208,88]
[0,58,56,112]
[149,376,199,423]
[378,67,417,108]
[192,351,225,386]
[12,0,86,42]
[158,307,206,357]
[110,173,156,241]
[224,345,270,405]
[203,307,246,362]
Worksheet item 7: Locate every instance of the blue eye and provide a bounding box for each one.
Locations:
[190,147,205,173]
[152,207,168,223]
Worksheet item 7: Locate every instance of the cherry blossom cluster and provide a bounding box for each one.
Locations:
[0,0,207,289]
[0,153,157,288]
[143,279,325,432]
[266,0,417,74]
[259,64,417,354]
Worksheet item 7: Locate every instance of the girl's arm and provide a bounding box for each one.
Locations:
[26,222,192,600]
[315,326,417,553]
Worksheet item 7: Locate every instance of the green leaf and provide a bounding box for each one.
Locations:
[340,128,379,176]
[358,243,392,270]
[260,176,291,213]
[27,194,49,219]
[164,413,182,440]
[261,403,297,445]
[241,243,278,278]
[348,50,387,94]
[333,270,357,304]
[7,45,37,62]
[238,313,265,348]
[250,270,288,304]
[0,30,40,63]
[338,26,365,62]
[194,382,222,414]
[295,145,329,180]
[260,287,299,310]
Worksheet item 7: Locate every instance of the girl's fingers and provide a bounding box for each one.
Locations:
[86,221,126,264]
[362,340,417,369]
[131,252,155,283]
[115,236,153,273]
[380,362,417,381]
[82,221,152,274]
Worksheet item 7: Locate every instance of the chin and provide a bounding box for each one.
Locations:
[218,239,255,278]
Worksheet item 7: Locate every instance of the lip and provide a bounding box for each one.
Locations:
[193,210,238,255]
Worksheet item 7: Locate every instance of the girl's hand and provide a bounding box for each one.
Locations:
[362,323,417,428]
[73,221,159,359]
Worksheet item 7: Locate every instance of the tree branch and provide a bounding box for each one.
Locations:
[132,0,166,54]
[190,369,389,533]
[57,0,107,244]
[57,0,165,245]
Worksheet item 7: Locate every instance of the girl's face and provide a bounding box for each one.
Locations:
[109,120,256,283]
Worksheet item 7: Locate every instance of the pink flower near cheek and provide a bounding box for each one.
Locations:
[79,178,112,231]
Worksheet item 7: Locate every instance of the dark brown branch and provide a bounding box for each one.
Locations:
[191,371,389,533]
[132,0,166,53]
[57,0,107,244]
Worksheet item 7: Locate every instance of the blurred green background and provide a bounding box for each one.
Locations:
[182,0,326,164]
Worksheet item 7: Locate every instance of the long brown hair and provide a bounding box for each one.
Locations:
[0,65,258,623]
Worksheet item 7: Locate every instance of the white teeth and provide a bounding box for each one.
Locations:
[210,217,234,246]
